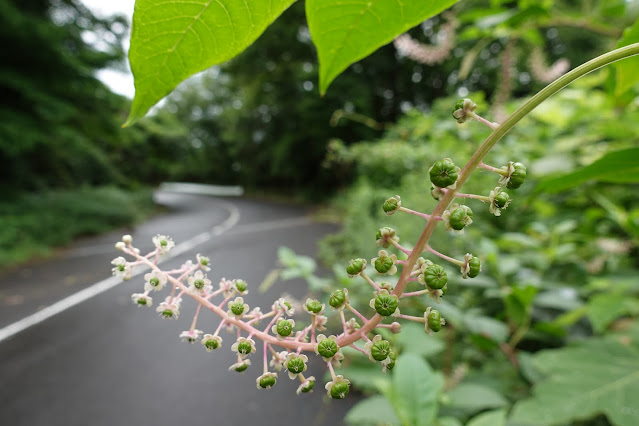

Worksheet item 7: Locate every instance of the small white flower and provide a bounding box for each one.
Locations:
[247,307,264,323]
[219,277,234,297]
[144,270,167,292]
[201,334,223,351]
[179,329,203,343]
[114,242,126,251]
[122,235,133,244]
[152,234,175,255]
[111,257,131,279]
[231,337,256,358]
[196,254,211,271]
[296,376,316,395]
[131,293,152,307]
[461,253,473,279]
[314,315,328,332]
[344,318,360,334]
[488,187,511,217]
[270,351,289,371]
[156,297,180,319]
[272,298,295,316]
[187,270,212,295]
[331,351,345,368]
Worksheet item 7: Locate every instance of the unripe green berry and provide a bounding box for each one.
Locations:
[374,256,394,274]
[507,162,527,189]
[494,191,510,208]
[425,265,447,290]
[301,380,315,393]
[374,293,398,316]
[317,339,338,359]
[449,205,473,231]
[234,363,249,372]
[259,376,276,389]
[440,284,448,296]
[205,339,219,350]
[237,341,252,355]
[330,382,350,399]
[468,257,481,278]
[306,299,323,314]
[235,280,247,293]
[136,299,148,306]
[230,301,245,316]
[329,289,347,309]
[346,258,366,276]
[287,358,305,374]
[385,352,397,371]
[193,279,205,289]
[428,310,443,332]
[429,158,459,188]
[276,319,293,337]
[383,196,401,215]
[371,339,392,361]
[149,277,160,287]
[161,309,173,318]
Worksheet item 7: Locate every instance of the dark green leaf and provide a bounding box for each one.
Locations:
[345,395,400,426]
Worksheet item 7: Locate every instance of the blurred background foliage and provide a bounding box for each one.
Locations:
[1,0,639,423]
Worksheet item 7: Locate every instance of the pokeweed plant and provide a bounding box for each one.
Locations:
[113,0,639,406]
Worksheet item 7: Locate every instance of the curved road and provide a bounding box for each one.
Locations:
[0,191,356,425]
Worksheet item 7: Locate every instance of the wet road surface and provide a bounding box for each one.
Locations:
[0,191,357,425]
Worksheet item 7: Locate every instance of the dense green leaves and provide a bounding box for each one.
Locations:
[509,326,639,426]
[306,0,460,94]
[126,0,295,125]
[536,147,639,192]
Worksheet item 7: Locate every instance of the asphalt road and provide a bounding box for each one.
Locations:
[0,191,356,425]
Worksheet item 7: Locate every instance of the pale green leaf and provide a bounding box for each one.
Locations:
[306,0,461,94]
[615,17,639,96]
[536,148,639,193]
[345,395,400,426]
[466,409,507,426]
[446,383,508,413]
[390,353,444,426]
[509,325,639,426]
[126,0,295,125]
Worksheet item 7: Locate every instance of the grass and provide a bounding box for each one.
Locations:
[0,186,156,269]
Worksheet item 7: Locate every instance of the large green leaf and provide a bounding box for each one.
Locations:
[345,395,400,426]
[389,353,443,426]
[536,147,639,193]
[305,0,461,94]
[586,293,639,334]
[126,0,295,125]
[615,17,639,96]
[509,324,639,426]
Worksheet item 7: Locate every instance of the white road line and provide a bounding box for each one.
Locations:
[0,200,240,344]
[0,200,315,344]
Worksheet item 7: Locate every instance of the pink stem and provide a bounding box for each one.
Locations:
[425,245,464,267]
[189,304,202,332]
[391,240,412,255]
[347,304,369,324]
